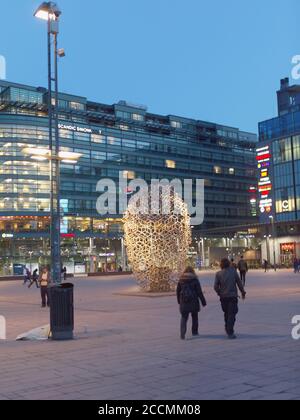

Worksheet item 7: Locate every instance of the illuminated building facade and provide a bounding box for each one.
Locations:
[258,78,300,265]
[0,80,257,275]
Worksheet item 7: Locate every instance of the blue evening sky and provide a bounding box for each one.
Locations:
[0,0,298,133]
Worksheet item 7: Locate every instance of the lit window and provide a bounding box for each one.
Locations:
[166,160,176,169]
[70,102,84,111]
[91,133,105,143]
[214,166,222,174]
[107,136,121,146]
[171,121,182,129]
[229,168,235,175]
[132,113,144,122]
[123,170,135,180]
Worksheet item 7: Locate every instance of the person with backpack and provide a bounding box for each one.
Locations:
[237,255,248,287]
[214,258,246,339]
[176,266,207,340]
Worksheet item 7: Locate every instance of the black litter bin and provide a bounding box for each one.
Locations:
[49,282,74,340]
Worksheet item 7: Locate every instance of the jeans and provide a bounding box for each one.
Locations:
[180,312,199,338]
[239,270,246,286]
[220,297,238,336]
[41,286,49,307]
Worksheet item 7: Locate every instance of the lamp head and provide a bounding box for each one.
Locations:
[34,2,61,21]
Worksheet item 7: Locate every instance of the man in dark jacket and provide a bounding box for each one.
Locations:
[214,258,246,339]
[237,255,248,286]
[177,266,207,340]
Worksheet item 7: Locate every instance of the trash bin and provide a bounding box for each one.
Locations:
[49,282,74,340]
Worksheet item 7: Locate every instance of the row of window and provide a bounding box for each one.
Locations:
[0,124,255,164]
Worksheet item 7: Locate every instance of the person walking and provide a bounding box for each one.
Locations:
[23,267,31,285]
[176,266,207,340]
[28,268,39,288]
[39,267,50,308]
[263,259,269,273]
[214,258,246,339]
[237,255,248,287]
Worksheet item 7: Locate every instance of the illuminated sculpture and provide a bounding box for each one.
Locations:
[124,189,191,292]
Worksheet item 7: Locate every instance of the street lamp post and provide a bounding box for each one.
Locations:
[269,216,277,272]
[34,2,62,284]
[28,251,33,273]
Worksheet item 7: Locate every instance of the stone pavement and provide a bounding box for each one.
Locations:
[0,269,299,400]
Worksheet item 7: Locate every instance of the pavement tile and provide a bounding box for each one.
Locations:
[0,270,299,400]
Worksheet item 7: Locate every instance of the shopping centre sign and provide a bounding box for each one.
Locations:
[256,145,273,214]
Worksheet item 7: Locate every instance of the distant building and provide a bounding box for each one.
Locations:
[0,80,257,275]
[258,78,300,265]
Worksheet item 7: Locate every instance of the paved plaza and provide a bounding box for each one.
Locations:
[0,269,299,400]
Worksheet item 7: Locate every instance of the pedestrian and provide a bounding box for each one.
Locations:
[230,258,237,270]
[28,268,39,288]
[176,266,207,340]
[297,258,300,273]
[214,258,246,339]
[263,259,268,273]
[63,266,67,281]
[293,258,298,274]
[39,267,50,308]
[237,255,248,287]
[23,267,31,285]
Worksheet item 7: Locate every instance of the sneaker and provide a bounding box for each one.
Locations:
[180,335,185,340]
[192,333,199,337]
[228,334,237,340]
[41,304,46,308]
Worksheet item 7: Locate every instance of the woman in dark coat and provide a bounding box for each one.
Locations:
[176,266,207,340]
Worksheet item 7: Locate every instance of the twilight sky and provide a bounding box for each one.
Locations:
[0,0,299,133]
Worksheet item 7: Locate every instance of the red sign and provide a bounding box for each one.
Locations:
[280,243,296,253]
[256,153,271,161]
[61,233,75,238]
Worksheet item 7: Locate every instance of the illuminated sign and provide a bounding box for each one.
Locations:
[61,233,75,238]
[249,186,257,217]
[60,217,69,234]
[280,243,296,253]
[1,233,13,238]
[256,146,273,213]
[58,123,101,135]
[282,200,290,212]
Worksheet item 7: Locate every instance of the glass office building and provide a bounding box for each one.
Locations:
[258,78,300,265]
[0,80,257,275]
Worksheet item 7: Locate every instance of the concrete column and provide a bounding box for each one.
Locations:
[89,238,95,273]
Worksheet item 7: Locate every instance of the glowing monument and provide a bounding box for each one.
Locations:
[124,189,191,292]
